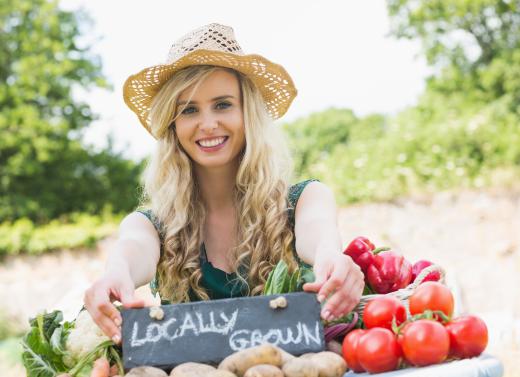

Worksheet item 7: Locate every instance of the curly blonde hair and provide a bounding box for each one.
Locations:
[140,65,298,302]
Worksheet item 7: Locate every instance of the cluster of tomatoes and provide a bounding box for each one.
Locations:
[341,282,489,374]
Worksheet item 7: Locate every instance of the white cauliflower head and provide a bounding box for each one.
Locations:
[65,309,111,363]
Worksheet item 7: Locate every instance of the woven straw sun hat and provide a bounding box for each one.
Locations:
[123,23,298,139]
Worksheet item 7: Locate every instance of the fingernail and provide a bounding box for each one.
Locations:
[112,334,120,343]
[317,295,325,303]
[322,309,330,319]
[114,317,121,326]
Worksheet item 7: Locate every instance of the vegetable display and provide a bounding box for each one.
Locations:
[21,235,489,376]
[340,275,489,374]
[21,309,123,377]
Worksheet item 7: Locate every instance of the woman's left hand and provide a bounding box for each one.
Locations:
[303,252,364,321]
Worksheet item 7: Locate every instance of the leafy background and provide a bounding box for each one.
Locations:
[1,0,519,375]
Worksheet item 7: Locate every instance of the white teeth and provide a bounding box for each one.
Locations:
[199,137,226,147]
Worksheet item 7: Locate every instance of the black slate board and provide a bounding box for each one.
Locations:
[121,292,324,371]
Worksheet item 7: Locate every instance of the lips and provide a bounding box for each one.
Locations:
[196,136,228,147]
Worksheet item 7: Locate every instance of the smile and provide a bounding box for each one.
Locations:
[196,136,228,150]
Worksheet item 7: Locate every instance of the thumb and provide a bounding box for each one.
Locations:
[119,288,145,309]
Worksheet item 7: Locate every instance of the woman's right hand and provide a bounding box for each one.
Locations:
[84,269,145,344]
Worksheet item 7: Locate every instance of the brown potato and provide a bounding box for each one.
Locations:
[278,347,296,365]
[243,364,283,377]
[218,344,282,377]
[125,366,168,376]
[282,358,318,377]
[169,362,215,377]
[310,352,347,377]
[207,371,237,377]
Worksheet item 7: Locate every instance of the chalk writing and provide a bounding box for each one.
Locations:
[131,309,238,347]
[228,321,321,351]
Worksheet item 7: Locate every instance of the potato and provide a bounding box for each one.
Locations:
[299,353,316,359]
[282,358,318,377]
[278,347,296,365]
[310,351,347,377]
[125,366,168,377]
[218,344,282,377]
[243,364,283,377]
[207,371,237,377]
[169,362,215,377]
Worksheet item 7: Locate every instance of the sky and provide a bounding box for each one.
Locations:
[59,0,431,161]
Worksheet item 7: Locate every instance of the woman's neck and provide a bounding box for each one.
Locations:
[195,162,239,213]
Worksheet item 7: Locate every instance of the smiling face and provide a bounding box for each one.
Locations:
[173,68,246,171]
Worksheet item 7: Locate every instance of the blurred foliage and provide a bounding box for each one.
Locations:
[0,211,121,256]
[0,0,144,223]
[283,0,520,204]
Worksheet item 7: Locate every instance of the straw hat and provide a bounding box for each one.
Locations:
[123,23,297,138]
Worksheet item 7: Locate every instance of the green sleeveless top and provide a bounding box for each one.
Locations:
[137,179,318,303]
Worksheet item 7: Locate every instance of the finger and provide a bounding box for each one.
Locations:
[91,357,110,377]
[326,278,364,319]
[321,268,361,319]
[317,265,347,305]
[302,264,330,298]
[99,300,122,326]
[120,288,146,309]
[94,309,122,343]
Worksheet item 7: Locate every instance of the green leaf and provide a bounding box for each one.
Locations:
[270,261,289,294]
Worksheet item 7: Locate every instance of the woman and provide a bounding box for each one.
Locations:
[84,23,363,346]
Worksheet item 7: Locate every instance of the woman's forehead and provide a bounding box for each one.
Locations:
[178,69,240,103]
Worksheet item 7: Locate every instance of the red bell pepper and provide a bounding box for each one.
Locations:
[343,236,376,274]
[367,250,413,294]
[411,259,441,283]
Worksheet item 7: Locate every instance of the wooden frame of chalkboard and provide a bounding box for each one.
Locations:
[121,292,325,371]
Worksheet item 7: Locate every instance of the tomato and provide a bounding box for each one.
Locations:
[341,329,366,373]
[363,296,407,330]
[409,281,454,319]
[445,315,488,359]
[398,319,450,366]
[357,328,401,373]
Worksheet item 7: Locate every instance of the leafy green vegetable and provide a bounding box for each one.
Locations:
[21,310,123,377]
[263,260,316,295]
[21,311,69,377]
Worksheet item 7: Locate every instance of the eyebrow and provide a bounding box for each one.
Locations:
[177,95,235,105]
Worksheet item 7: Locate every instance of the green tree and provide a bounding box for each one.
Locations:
[386,0,520,106]
[0,0,143,222]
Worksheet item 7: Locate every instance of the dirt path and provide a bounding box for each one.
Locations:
[1,188,519,375]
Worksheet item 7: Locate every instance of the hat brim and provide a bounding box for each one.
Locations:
[123,49,297,138]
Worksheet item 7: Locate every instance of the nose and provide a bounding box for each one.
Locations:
[198,112,218,133]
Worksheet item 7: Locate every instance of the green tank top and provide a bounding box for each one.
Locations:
[137,179,318,303]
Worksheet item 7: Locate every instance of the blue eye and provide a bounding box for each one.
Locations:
[181,106,196,115]
[216,102,231,109]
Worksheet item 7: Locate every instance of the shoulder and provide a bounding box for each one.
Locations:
[294,181,336,220]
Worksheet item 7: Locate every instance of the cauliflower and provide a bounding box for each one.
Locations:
[65,310,111,365]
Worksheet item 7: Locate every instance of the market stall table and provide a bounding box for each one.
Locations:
[344,354,503,377]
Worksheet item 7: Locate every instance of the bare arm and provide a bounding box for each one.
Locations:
[294,181,342,265]
[294,181,364,320]
[84,211,161,342]
[105,211,161,287]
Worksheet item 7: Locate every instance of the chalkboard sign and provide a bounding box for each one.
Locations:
[121,292,324,371]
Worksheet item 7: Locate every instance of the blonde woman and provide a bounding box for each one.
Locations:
[84,23,364,345]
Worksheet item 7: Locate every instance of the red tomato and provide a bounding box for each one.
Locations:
[363,296,407,330]
[398,319,450,366]
[409,281,454,319]
[341,329,366,373]
[445,315,488,359]
[357,328,401,373]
